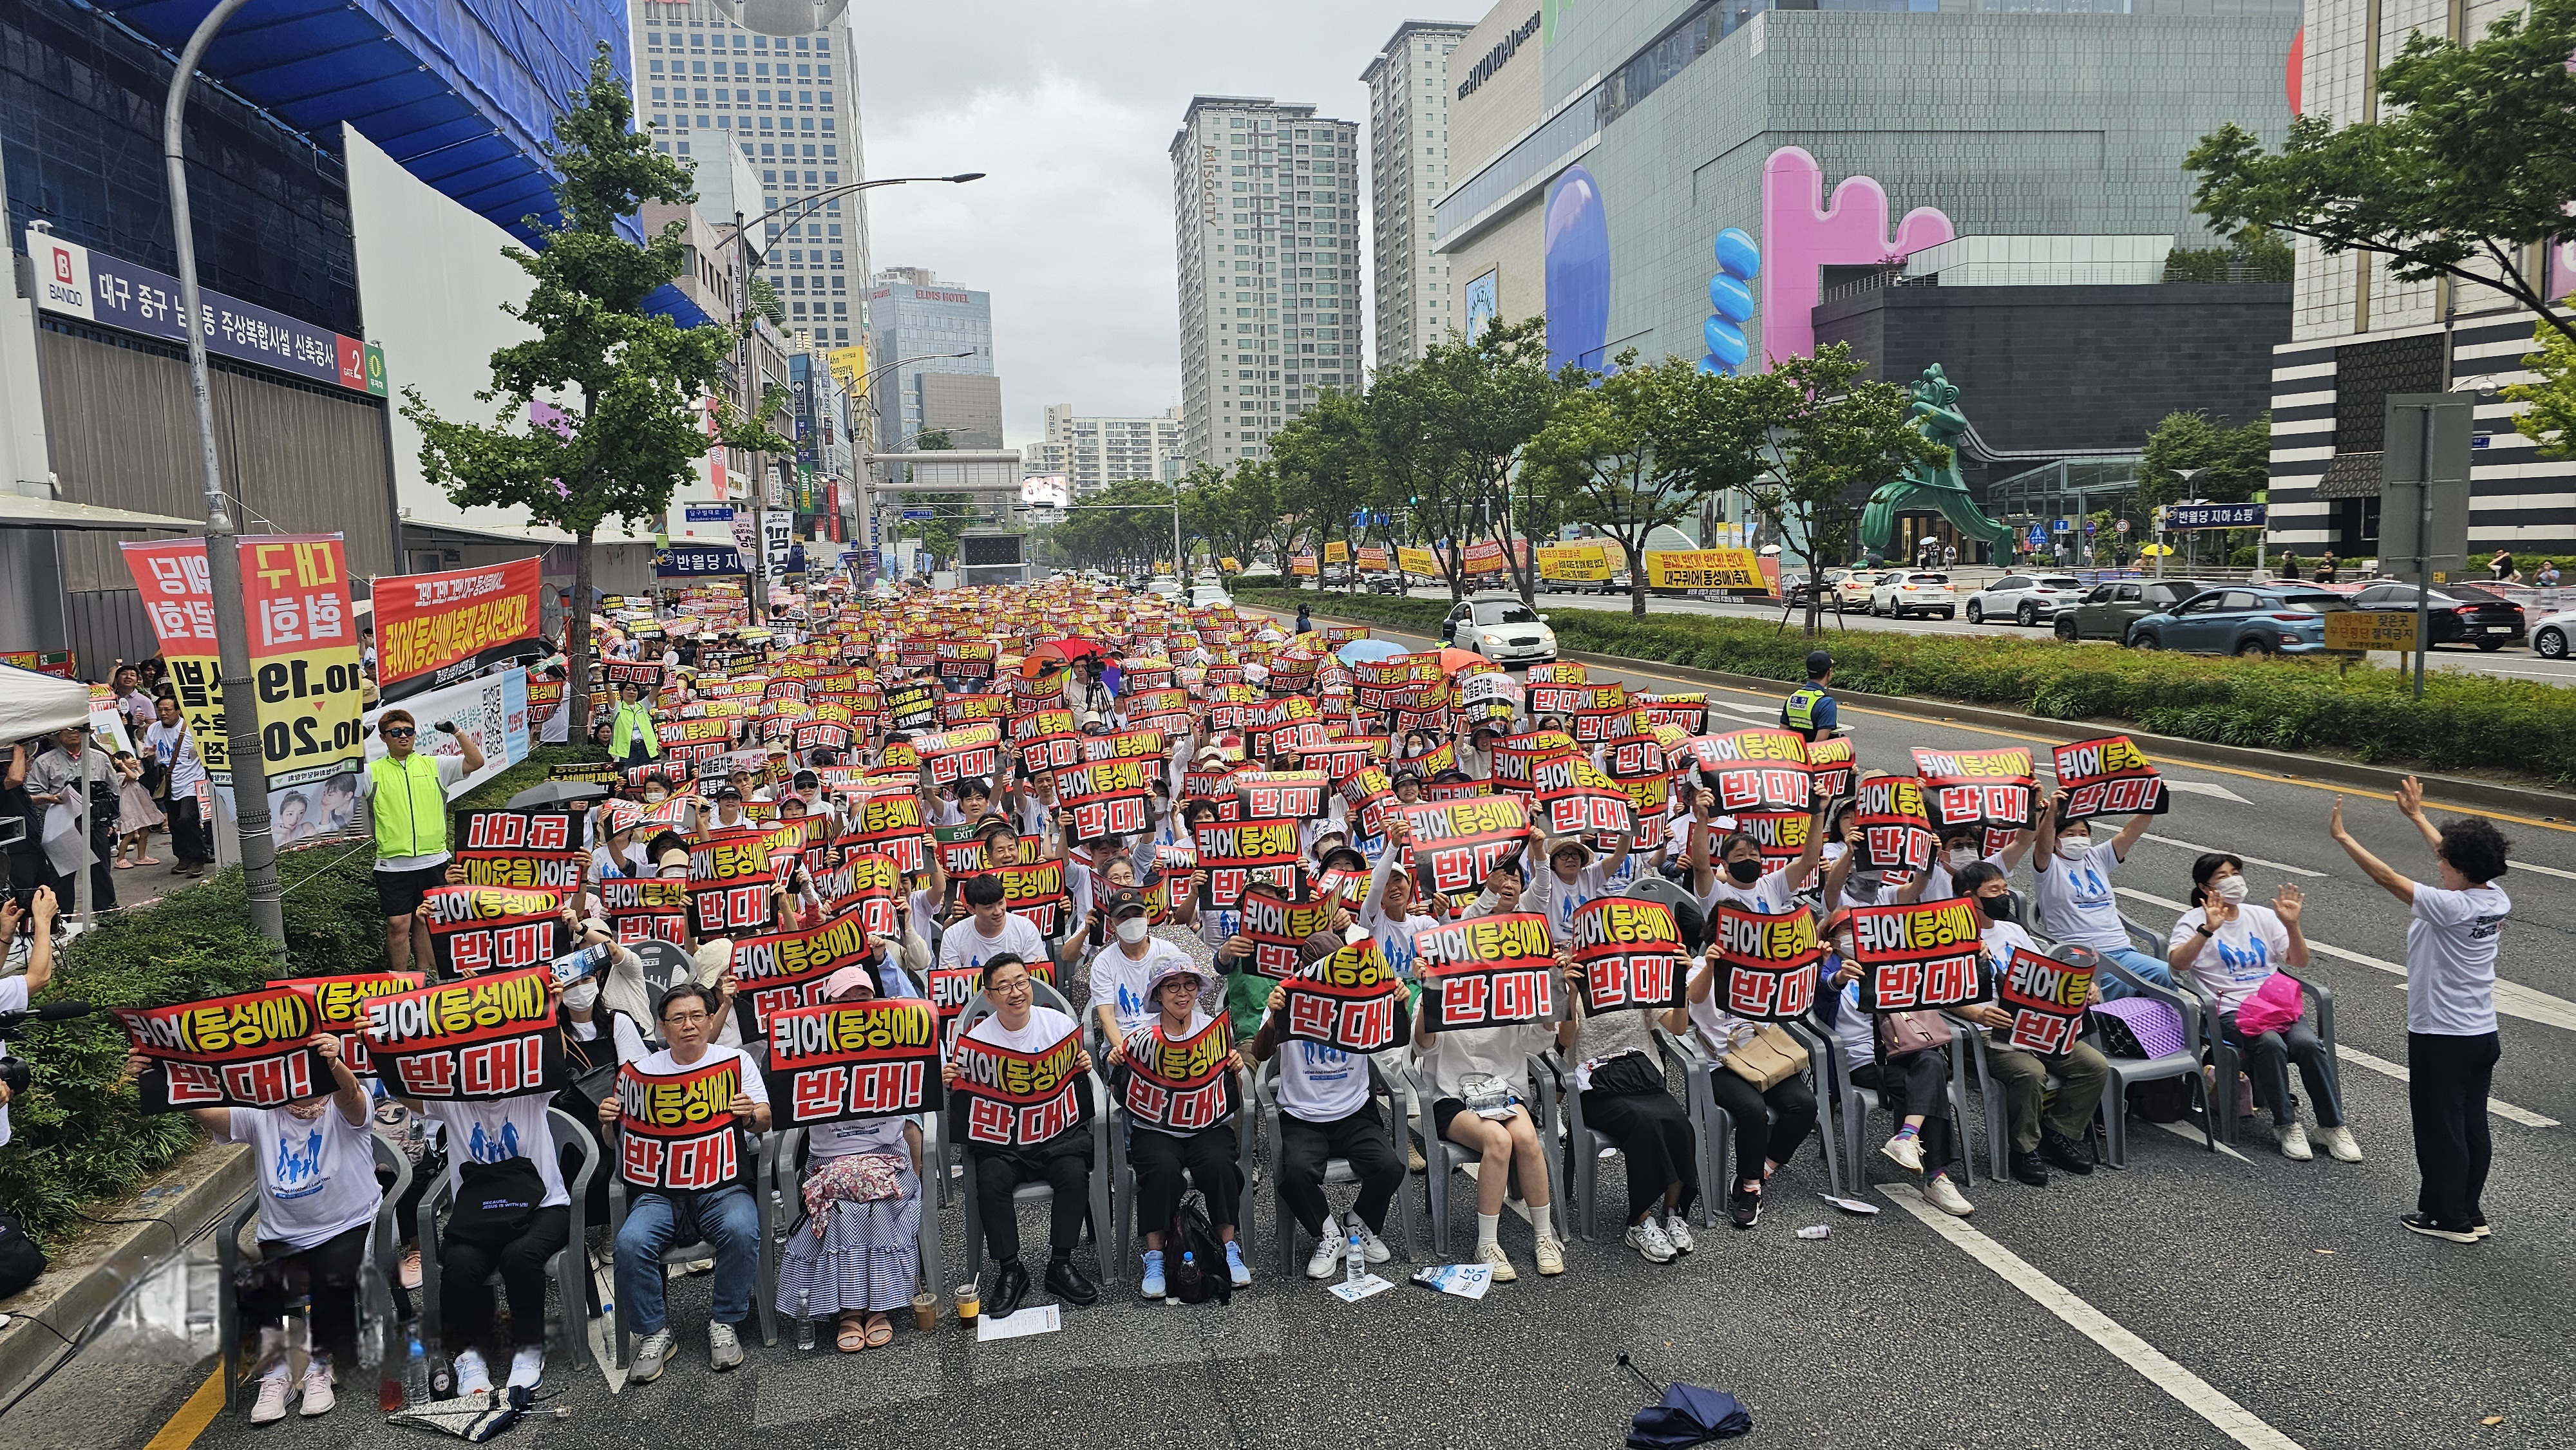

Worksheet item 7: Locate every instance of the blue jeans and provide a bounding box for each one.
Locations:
[616,1185,759,1333]
[2094,946,2174,1000]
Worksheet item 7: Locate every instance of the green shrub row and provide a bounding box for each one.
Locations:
[1243,588,2576,787]
[0,744,603,1246]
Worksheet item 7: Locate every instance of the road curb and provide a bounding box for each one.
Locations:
[1258,604,2576,820]
[0,1142,250,1413]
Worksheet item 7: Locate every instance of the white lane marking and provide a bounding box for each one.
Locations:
[2165,780,2255,805]
[2497,857,2576,883]
[2115,887,2576,1033]
[2330,1045,2561,1127]
[2155,1118,2253,1162]
[2133,834,2325,876]
[1880,1183,2309,1450]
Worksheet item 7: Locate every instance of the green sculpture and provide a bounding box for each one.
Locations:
[1859,364,2018,560]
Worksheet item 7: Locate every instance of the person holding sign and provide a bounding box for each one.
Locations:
[596,982,772,1382]
[939,873,1054,977]
[1944,862,2108,1188]
[2031,786,2166,998]
[611,681,662,767]
[406,1072,575,1397]
[941,954,1101,1316]
[1250,930,1406,1280]
[359,708,486,977]
[773,966,926,1353]
[131,1031,371,1423]
[1563,895,1699,1263]
[2168,854,2353,1164]
[1120,960,1252,1297]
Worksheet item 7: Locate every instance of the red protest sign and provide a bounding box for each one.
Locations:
[688,829,775,936]
[1193,816,1303,909]
[922,959,1056,1050]
[267,972,421,1074]
[2050,736,2168,824]
[601,877,690,947]
[727,911,875,1038]
[1567,897,1686,1015]
[1491,730,1577,794]
[1848,898,1991,1012]
[1118,1013,1237,1133]
[1806,735,1857,804]
[117,988,330,1112]
[451,808,586,893]
[764,997,945,1126]
[1278,941,1408,1053]
[1998,946,2097,1055]
[996,858,1072,936]
[1397,795,1530,907]
[1413,912,1558,1030]
[616,1057,747,1190]
[1054,755,1159,845]
[1233,771,1328,821]
[1236,880,1340,978]
[848,789,927,876]
[1714,902,1823,1023]
[363,966,564,1101]
[1533,753,1634,838]
[1852,776,1936,874]
[1009,707,1083,773]
[917,726,1003,788]
[1911,746,2037,855]
[951,1022,1089,1147]
[419,885,566,979]
[1338,766,1399,839]
[1604,735,1674,851]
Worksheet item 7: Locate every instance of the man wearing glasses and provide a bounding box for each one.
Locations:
[357,708,484,975]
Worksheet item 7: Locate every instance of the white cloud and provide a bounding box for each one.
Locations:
[853,1,1442,446]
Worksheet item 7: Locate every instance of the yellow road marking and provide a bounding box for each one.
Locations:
[140,1369,224,1450]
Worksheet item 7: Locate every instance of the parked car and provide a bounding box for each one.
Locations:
[1537,572,1590,594]
[1965,574,2087,626]
[1446,593,1559,665]
[1188,583,1233,609]
[2534,606,2574,661]
[2125,585,2351,655]
[1144,576,1182,601]
[1867,570,1957,619]
[1363,570,1406,595]
[2344,581,2527,651]
[2055,578,2210,643]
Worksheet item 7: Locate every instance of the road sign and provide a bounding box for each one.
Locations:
[2084,520,2096,534]
[2162,504,2267,530]
[900,507,935,521]
[2115,519,2130,534]
[2324,610,2419,654]
[2052,519,2072,532]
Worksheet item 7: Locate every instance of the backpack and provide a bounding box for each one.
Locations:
[0,1209,46,1300]
[1164,1192,1231,1306]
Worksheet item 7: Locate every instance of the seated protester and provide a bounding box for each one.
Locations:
[1821,952,1975,1217]
[1092,889,1201,1044]
[1923,818,2033,901]
[1389,770,1425,809]
[413,1068,574,1396]
[1684,796,1831,1227]
[1118,960,1252,1295]
[1250,930,1408,1279]
[136,1033,372,1423]
[1942,862,2108,1188]
[1358,825,1437,993]
[1560,919,1700,1263]
[938,872,1053,975]
[1524,826,1633,945]
[927,776,994,830]
[705,784,753,833]
[2169,856,2354,1162]
[2029,785,2166,997]
[940,954,1101,1316]
[777,966,924,1352]
[595,983,772,1382]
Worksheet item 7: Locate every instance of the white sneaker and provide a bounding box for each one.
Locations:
[249,1368,291,1424]
[627,1328,676,1384]
[507,1346,544,1389]
[1351,1221,1392,1265]
[2277,1122,2314,1162]
[1923,1174,1976,1218]
[1663,1213,1696,1255]
[1305,1223,1346,1280]
[1880,1132,1925,1172]
[1478,1241,1519,1283]
[297,1356,334,1417]
[1625,1218,1677,1264]
[451,1348,492,1397]
[2318,1125,2363,1163]
[707,1321,744,1371]
[1532,1234,1564,1276]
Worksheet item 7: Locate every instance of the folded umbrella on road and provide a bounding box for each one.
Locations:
[388,1385,544,1442]
[1620,1355,1753,1447]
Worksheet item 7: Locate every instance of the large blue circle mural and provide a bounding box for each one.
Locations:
[1543,164,1609,375]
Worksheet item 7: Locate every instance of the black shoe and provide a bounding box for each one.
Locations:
[2040,1131,2094,1176]
[2468,1216,2492,1239]
[2010,1152,2050,1187]
[1727,1187,1761,1230]
[1044,1254,1100,1306]
[2400,1213,2481,1245]
[990,1257,1032,1319]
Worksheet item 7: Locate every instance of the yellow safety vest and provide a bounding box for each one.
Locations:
[612,701,661,759]
[369,753,447,859]
[1784,686,1827,733]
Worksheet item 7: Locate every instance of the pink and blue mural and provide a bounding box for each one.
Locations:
[1754,146,1953,369]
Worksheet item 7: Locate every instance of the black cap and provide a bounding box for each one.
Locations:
[1105,889,1150,919]
[714,784,743,802]
[1804,650,1833,676]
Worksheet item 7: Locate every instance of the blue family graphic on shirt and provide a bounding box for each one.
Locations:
[2064,861,2113,910]
[1378,930,1419,982]
[466,1116,526,1167]
[2211,930,2271,986]
[271,1126,328,1200]
[1115,979,1153,1027]
[1298,1039,1358,1084]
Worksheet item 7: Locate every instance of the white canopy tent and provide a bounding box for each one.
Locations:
[0,663,90,741]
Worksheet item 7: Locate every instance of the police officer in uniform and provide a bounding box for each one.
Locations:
[1782,650,1839,742]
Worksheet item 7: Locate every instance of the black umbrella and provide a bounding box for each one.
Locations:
[1621,1355,1753,1447]
[505,780,609,810]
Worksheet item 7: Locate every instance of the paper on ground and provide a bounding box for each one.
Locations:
[977,1304,1061,1341]
[1412,1263,1493,1300]
[1327,1274,1396,1303]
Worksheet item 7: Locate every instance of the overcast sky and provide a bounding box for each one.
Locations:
[853,1,1448,447]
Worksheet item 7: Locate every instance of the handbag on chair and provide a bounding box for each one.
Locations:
[1719,1025,1809,1091]
[1876,1012,1953,1057]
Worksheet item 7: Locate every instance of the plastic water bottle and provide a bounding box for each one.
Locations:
[393,1330,428,1411]
[1345,1227,1366,1288]
[795,1288,815,1350]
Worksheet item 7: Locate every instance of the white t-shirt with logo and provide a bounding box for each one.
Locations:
[1275,1038,1372,1123]
[1688,867,1802,1061]
[2033,841,2128,952]
[1088,936,1195,1039]
[2407,883,2509,1035]
[938,913,1052,975]
[426,1093,571,1209]
[220,1101,381,1250]
[2168,904,2292,1013]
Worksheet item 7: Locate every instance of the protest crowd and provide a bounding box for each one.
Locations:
[61,574,2509,1423]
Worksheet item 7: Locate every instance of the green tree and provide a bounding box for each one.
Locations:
[913,428,954,451]
[401,45,744,711]
[2137,410,2272,511]
[1354,359,1467,598]
[1271,391,1374,592]
[2186,0,2576,346]
[1734,343,1947,636]
[1429,317,1566,603]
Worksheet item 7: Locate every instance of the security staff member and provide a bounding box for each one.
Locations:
[610,681,662,767]
[359,709,484,975]
[1783,650,1839,742]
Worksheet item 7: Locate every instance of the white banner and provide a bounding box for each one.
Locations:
[363,665,531,802]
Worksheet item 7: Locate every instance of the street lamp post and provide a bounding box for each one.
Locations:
[721,173,981,617]
[847,351,971,582]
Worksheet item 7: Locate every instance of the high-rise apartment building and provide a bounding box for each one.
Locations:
[633,2,871,352]
[866,270,1000,449]
[1037,405,1188,496]
[1361,20,1471,367]
[1169,96,1362,467]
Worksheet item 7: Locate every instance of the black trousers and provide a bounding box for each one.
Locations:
[5,851,41,911]
[1705,1069,1817,1190]
[1278,1102,1403,1239]
[240,1221,372,1365]
[166,793,211,865]
[1581,1087,1700,1223]
[1130,1124,1243,1234]
[1852,1050,1955,1176]
[972,1128,1091,1264]
[438,1205,571,1351]
[2408,1031,2500,1225]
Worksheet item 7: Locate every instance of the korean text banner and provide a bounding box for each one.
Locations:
[1911,746,2037,852]
[996,858,1072,937]
[951,1022,1090,1147]
[765,998,945,1127]
[1849,898,1991,1012]
[689,828,775,936]
[420,886,565,979]
[1852,777,1936,874]
[1412,912,1558,1030]
[1715,903,1823,1022]
[1642,547,1765,590]
[451,807,585,892]
[1238,883,1339,979]
[1279,941,1408,1053]
[922,958,1056,1048]
[362,966,564,1101]
[1398,795,1530,905]
[374,558,544,700]
[1193,816,1303,909]
[1118,1013,1236,1133]
[1054,755,1157,845]
[616,1057,746,1190]
[117,988,331,1113]
[601,877,690,946]
[2000,946,2098,1054]
[728,910,875,1037]
[1569,897,1687,1015]
[2050,736,2168,824]
[267,972,420,1074]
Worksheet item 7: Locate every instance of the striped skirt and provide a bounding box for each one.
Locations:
[774,1165,922,1318]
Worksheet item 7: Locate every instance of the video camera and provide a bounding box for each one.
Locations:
[0,1001,95,1098]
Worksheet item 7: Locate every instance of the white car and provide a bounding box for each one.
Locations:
[1144,576,1183,601]
[1965,573,2087,626]
[1448,594,1559,665]
[1188,584,1234,609]
[2533,606,2574,661]
[1868,570,1958,619]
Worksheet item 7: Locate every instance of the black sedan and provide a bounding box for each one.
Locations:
[2345,582,2527,650]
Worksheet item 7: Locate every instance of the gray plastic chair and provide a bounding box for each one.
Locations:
[1410,1055,1562,1258]
[1652,1021,1842,1216]
[419,1107,599,1375]
[770,1122,941,1340]
[216,1131,411,1411]
[1806,1003,1978,1189]
[2087,945,2213,1165]
[1256,1055,1412,1276]
[952,980,1117,1287]
[607,1118,779,1364]
[1108,1060,1257,1276]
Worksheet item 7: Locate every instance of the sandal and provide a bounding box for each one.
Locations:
[863,1313,893,1348]
[136,856,161,866]
[835,1316,869,1353]
[114,860,135,870]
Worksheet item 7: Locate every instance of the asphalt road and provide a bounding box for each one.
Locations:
[109,610,2576,1450]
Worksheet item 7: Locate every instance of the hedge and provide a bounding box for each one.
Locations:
[1239,588,2576,787]
[0,744,602,1247]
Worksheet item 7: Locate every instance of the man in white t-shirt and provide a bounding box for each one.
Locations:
[938,874,1053,976]
[2330,778,2513,1243]
[2031,791,2161,995]
[1249,930,1404,1278]
[596,981,772,1382]
[1090,890,1196,1044]
[1946,862,2107,1189]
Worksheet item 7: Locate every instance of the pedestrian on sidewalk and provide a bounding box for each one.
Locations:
[2327,778,2512,1243]
[144,696,210,878]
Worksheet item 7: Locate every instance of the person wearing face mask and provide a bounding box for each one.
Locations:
[2327,778,2511,1243]
[2029,787,2164,997]
[1921,820,2033,903]
[1091,890,1200,1046]
[1947,862,2109,1187]
[2170,854,2352,1163]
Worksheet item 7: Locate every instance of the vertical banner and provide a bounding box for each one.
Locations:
[1117,1014,1237,1132]
[1411,913,1558,1030]
[1714,903,1823,1022]
[361,966,564,1100]
[764,998,945,1126]
[949,1021,1089,1147]
[122,540,227,784]
[116,989,328,1113]
[1568,897,1687,1015]
[2049,736,2168,824]
[373,558,545,701]
[1998,946,2098,1053]
[616,1057,746,1189]
[1848,898,1991,1012]
[1278,941,1408,1052]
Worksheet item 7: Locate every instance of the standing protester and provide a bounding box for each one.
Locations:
[26,726,119,912]
[2328,779,2512,1243]
[3,742,45,908]
[611,682,661,768]
[357,710,485,976]
[1781,651,1838,742]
